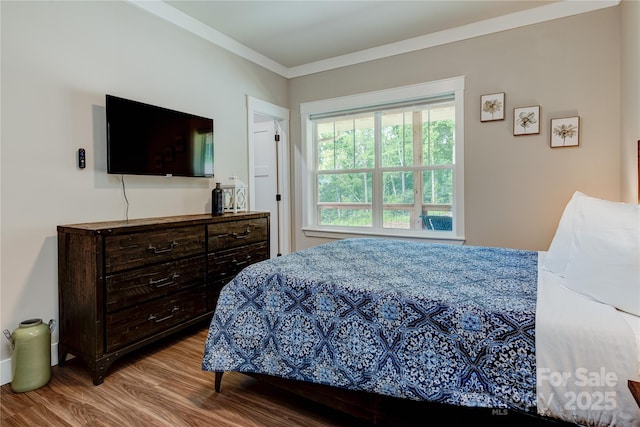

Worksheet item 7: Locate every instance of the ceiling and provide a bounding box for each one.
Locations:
[132,0,619,78]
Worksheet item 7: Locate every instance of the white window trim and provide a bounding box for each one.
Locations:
[300,76,465,242]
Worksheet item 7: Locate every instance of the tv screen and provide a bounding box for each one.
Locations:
[106,94,214,177]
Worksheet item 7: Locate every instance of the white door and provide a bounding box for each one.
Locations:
[247,96,290,257]
[253,119,280,257]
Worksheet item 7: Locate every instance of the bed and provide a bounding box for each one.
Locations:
[202,191,640,426]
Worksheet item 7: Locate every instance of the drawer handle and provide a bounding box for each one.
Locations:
[232,257,250,267]
[147,240,178,254]
[232,229,251,239]
[148,306,180,323]
[148,273,180,288]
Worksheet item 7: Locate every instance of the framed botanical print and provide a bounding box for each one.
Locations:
[550,116,580,148]
[513,105,540,135]
[480,92,505,122]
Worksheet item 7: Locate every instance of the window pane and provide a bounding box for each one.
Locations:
[423,169,452,204]
[382,171,414,204]
[383,210,410,229]
[334,118,355,170]
[422,103,455,165]
[320,208,371,227]
[353,116,375,169]
[318,173,372,203]
[316,121,336,171]
[316,115,374,171]
[381,110,413,167]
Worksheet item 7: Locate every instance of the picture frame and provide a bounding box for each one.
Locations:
[513,105,540,135]
[550,116,580,148]
[480,92,505,122]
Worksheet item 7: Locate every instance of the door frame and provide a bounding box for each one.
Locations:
[247,95,291,256]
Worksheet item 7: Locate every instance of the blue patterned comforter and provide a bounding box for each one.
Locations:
[202,238,538,411]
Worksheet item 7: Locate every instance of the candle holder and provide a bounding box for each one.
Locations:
[221,176,248,213]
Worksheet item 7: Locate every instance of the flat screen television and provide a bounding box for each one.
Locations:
[106,94,214,177]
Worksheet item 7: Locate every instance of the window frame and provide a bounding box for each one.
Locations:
[300,76,465,243]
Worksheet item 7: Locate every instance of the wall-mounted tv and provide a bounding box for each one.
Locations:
[106,94,214,178]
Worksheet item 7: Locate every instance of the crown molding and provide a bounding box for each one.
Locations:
[128,0,620,79]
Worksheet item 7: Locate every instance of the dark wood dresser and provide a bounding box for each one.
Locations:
[57,212,269,385]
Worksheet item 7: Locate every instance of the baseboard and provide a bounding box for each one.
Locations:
[0,342,59,386]
[0,358,11,386]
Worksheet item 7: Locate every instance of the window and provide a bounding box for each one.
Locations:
[301,77,465,241]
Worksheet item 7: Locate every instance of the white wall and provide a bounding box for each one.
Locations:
[620,0,640,203]
[288,6,627,252]
[0,0,287,383]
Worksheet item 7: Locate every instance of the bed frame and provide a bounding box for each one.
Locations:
[215,371,573,425]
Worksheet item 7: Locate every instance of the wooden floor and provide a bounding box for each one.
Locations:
[1,324,570,426]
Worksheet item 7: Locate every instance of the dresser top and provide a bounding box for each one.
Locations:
[57,212,269,235]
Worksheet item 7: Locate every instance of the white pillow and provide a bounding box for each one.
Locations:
[562,192,640,316]
[541,191,581,276]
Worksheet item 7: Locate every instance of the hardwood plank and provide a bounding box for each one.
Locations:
[0,326,364,427]
[0,402,73,427]
[0,384,34,419]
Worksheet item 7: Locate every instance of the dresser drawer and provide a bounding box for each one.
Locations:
[207,242,269,282]
[106,256,205,313]
[105,286,207,352]
[105,226,205,273]
[207,218,268,251]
